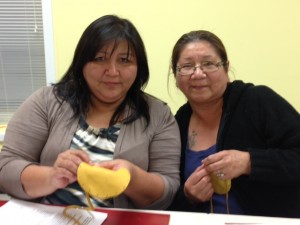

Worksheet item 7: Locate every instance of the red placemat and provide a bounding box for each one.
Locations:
[97,208,170,225]
[0,201,6,207]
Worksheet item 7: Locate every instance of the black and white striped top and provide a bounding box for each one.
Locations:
[43,116,122,207]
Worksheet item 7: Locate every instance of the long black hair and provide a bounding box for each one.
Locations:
[53,15,150,126]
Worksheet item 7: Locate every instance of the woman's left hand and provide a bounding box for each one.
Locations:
[202,150,251,180]
[96,159,135,177]
[96,159,164,207]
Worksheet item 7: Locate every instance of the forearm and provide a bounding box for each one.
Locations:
[21,165,57,198]
[124,165,165,207]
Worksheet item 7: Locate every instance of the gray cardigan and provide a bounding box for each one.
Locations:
[0,86,181,209]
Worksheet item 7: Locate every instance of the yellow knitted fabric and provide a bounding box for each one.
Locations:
[210,173,231,213]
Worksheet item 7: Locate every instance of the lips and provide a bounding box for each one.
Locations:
[190,84,208,89]
[103,81,120,87]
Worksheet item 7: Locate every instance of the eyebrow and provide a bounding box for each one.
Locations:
[96,50,134,57]
[180,55,218,61]
[202,55,217,60]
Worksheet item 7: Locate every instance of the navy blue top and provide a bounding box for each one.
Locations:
[185,144,243,214]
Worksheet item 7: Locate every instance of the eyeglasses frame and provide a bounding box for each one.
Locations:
[176,61,225,76]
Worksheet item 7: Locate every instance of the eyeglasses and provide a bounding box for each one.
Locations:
[176,61,225,76]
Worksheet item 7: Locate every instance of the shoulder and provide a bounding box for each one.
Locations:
[228,80,280,98]
[144,94,171,113]
[175,102,191,119]
[7,86,58,129]
[24,86,73,116]
[232,82,298,116]
[26,86,59,108]
[228,80,282,103]
[24,86,59,105]
[26,86,53,99]
[244,84,286,103]
[142,94,178,127]
[14,86,54,111]
[247,84,275,95]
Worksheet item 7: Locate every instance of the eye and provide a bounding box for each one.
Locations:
[180,64,193,69]
[120,57,130,63]
[202,61,214,66]
[93,56,105,62]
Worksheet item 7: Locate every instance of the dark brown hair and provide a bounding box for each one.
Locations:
[171,30,229,75]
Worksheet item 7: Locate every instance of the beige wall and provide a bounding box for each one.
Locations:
[52,0,300,113]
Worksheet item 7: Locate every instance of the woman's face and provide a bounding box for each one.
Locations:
[176,40,229,106]
[83,40,137,106]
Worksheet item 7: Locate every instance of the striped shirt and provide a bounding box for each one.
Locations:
[43,116,122,207]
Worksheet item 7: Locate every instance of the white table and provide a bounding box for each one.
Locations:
[1,197,299,225]
[167,210,300,225]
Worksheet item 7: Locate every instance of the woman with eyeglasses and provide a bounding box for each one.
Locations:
[168,30,300,218]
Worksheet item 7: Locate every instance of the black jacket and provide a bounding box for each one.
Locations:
[169,80,300,218]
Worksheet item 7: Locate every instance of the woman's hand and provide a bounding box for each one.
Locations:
[46,166,76,190]
[202,150,251,180]
[184,165,214,203]
[21,149,90,198]
[54,149,90,179]
[96,159,136,182]
[97,159,164,207]
[21,164,75,198]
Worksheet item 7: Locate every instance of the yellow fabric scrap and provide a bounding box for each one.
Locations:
[77,162,131,199]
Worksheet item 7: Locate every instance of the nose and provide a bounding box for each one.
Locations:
[191,65,206,78]
[106,61,119,75]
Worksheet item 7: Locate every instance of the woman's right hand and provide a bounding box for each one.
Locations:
[184,165,214,203]
[53,149,90,181]
[21,150,90,198]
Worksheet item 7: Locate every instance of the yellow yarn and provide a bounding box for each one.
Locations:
[210,173,231,214]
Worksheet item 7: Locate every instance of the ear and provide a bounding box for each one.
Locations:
[225,61,230,73]
[174,74,180,87]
